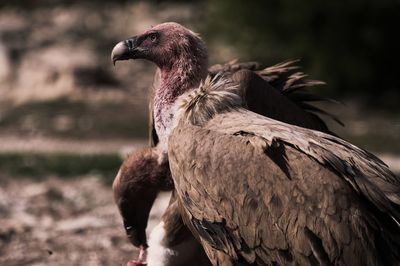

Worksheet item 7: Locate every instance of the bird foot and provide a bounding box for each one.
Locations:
[126,245,147,266]
[126,259,147,266]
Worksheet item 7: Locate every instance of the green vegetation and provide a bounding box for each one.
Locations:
[0,152,123,184]
[202,0,399,108]
[339,133,400,155]
[0,98,148,139]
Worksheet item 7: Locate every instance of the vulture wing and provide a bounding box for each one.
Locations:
[230,69,333,134]
[168,79,400,265]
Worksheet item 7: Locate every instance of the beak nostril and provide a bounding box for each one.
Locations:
[126,40,133,50]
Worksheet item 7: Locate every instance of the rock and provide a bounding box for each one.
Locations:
[11,44,97,103]
[55,216,107,232]
[0,41,11,84]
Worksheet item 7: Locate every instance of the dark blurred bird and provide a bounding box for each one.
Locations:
[109,22,400,266]
[114,151,211,266]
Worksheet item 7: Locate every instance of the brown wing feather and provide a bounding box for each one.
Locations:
[206,110,400,222]
[169,118,400,265]
[208,59,261,76]
[230,69,333,134]
[208,60,342,130]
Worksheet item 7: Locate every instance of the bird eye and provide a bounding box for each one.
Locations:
[149,33,157,42]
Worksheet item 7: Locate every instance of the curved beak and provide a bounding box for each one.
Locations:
[111,37,139,66]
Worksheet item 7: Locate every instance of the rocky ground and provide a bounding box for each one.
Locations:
[0,136,398,266]
[0,175,170,266]
[0,151,398,266]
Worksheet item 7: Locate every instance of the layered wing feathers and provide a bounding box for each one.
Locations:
[169,81,400,265]
[169,120,400,265]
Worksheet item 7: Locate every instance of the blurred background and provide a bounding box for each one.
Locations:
[0,0,399,265]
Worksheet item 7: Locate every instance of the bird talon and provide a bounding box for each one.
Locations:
[126,259,147,266]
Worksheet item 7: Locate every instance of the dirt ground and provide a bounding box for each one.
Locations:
[0,153,398,266]
[0,135,398,266]
[0,175,170,266]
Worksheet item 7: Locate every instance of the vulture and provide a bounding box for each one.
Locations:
[111,22,400,265]
[113,148,211,266]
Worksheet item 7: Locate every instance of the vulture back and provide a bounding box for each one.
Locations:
[168,77,400,265]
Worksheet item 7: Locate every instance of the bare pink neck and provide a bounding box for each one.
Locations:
[153,57,208,145]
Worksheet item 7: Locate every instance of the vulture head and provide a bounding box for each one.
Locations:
[112,148,173,263]
[112,22,210,145]
[111,22,208,73]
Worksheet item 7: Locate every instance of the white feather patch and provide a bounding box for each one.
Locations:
[147,221,177,266]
